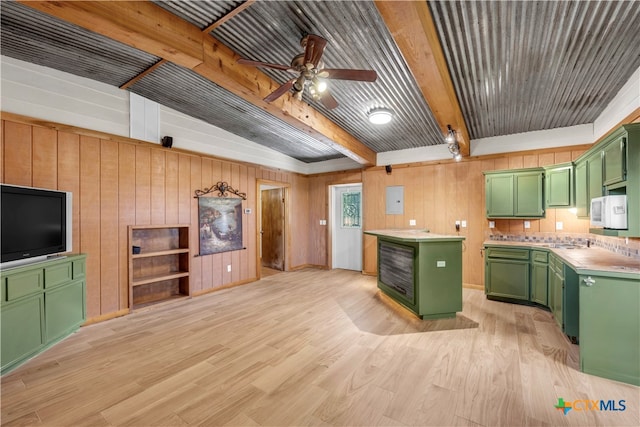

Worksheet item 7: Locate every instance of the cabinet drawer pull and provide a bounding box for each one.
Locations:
[582,276,595,287]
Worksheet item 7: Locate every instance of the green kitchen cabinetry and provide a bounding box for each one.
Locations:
[575,123,640,236]
[548,253,579,343]
[365,230,464,319]
[579,273,639,386]
[544,163,574,208]
[530,250,548,305]
[1,254,86,374]
[575,160,589,217]
[602,134,626,186]
[548,253,563,329]
[484,247,530,301]
[484,168,545,218]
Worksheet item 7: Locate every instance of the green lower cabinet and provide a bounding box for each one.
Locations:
[45,280,86,344]
[0,294,45,372]
[549,257,564,329]
[1,254,87,374]
[530,250,548,305]
[485,259,530,301]
[579,274,639,386]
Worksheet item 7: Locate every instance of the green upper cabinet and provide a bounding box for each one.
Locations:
[575,159,589,217]
[485,173,514,217]
[544,163,574,208]
[587,151,603,204]
[602,134,626,186]
[574,123,640,236]
[484,168,544,218]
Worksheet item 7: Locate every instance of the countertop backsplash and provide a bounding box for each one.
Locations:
[487,232,640,260]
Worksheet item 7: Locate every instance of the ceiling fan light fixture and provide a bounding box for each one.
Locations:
[368,107,394,125]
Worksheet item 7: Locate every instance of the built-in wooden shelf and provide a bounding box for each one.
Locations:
[128,224,191,310]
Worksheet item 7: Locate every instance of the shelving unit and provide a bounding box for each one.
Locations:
[128,224,191,310]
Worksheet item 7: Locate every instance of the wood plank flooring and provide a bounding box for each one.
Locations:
[1,269,638,426]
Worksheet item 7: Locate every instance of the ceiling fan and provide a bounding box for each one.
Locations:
[237,34,377,109]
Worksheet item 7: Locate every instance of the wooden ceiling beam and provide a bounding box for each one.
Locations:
[18,0,376,166]
[375,1,470,156]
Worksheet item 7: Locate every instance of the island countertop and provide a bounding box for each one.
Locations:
[365,229,465,242]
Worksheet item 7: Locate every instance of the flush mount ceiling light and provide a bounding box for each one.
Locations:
[368,107,394,125]
[445,124,462,162]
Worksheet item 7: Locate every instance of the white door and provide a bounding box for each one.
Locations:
[331,184,362,271]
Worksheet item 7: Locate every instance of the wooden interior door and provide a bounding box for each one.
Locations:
[261,188,284,270]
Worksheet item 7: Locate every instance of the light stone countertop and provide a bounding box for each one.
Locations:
[365,229,465,242]
[484,240,640,279]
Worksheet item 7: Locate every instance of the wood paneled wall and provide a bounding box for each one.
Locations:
[1,117,310,322]
[361,148,593,286]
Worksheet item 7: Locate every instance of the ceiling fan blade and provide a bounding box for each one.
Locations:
[320,68,378,82]
[303,34,327,68]
[318,90,338,110]
[264,78,296,103]
[237,58,292,72]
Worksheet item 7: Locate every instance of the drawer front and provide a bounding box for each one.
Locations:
[532,250,548,264]
[44,262,73,289]
[5,270,44,302]
[72,259,86,280]
[486,247,530,261]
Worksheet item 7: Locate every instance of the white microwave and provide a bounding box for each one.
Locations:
[590,195,627,229]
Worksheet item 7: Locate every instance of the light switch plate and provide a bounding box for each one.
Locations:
[556,221,563,230]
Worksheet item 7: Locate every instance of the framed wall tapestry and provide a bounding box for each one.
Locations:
[195,182,246,256]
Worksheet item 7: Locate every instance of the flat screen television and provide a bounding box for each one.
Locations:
[1,184,72,267]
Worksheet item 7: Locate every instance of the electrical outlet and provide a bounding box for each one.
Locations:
[489,221,495,228]
[556,221,563,230]
[227,265,231,273]
[524,221,531,229]
[461,220,467,228]
[409,219,416,226]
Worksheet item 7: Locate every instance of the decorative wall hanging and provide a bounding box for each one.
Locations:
[341,191,362,228]
[194,182,245,256]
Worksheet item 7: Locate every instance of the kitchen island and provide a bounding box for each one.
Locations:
[365,229,465,319]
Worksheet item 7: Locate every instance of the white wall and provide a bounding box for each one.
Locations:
[1,56,360,174]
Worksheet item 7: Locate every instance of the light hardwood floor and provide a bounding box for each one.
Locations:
[1,269,638,426]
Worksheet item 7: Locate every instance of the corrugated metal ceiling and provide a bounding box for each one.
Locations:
[1,0,639,165]
[429,0,640,139]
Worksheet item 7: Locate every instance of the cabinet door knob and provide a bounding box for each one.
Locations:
[583,276,595,287]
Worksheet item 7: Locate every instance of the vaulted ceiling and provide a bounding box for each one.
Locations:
[2,1,639,167]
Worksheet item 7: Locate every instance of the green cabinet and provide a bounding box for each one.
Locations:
[602,135,626,186]
[0,294,45,372]
[548,253,579,343]
[575,160,588,217]
[575,123,640,236]
[544,163,574,208]
[367,232,464,320]
[530,250,548,305]
[485,173,514,217]
[484,247,530,300]
[587,152,603,207]
[579,273,639,386]
[1,254,86,374]
[485,168,544,218]
[549,254,563,329]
